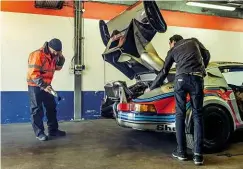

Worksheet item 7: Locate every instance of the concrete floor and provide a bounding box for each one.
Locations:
[1,119,243,169]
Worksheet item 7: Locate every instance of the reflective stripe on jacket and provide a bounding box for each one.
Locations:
[27,42,65,88]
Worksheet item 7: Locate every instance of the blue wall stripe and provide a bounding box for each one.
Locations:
[0,90,221,124]
[81,91,104,119]
[1,91,105,124]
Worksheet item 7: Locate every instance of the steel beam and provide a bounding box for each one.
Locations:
[73,0,83,120]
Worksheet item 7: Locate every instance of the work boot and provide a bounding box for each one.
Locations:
[172,149,188,161]
[36,133,48,141]
[48,129,66,137]
[193,154,204,165]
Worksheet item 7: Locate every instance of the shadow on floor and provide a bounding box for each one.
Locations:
[230,129,243,143]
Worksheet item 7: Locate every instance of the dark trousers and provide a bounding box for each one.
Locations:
[174,74,204,154]
[28,86,58,137]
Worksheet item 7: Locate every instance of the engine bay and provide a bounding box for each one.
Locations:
[104,80,150,102]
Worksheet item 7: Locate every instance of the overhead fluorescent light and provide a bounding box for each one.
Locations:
[186,2,236,11]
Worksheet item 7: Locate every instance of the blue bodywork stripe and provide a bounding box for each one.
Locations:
[118,117,175,122]
[133,92,219,103]
[118,112,176,122]
[186,102,191,109]
[118,113,175,119]
[133,92,174,102]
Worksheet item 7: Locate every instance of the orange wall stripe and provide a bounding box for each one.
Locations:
[0,1,128,20]
[1,1,74,17]
[83,2,128,20]
[162,10,243,32]
[1,1,243,32]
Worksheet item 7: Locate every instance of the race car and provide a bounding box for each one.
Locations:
[115,62,243,152]
[99,1,243,152]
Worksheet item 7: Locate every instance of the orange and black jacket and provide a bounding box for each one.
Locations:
[27,42,65,89]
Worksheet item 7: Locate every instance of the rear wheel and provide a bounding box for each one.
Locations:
[186,105,232,153]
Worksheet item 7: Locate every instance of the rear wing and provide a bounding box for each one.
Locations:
[99,0,167,79]
[99,0,167,46]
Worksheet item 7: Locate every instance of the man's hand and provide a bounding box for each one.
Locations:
[57,51,63,57]
[144,88,151,93]
[44,85,52,93]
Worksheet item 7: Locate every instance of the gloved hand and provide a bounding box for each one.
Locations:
[144,88,151,93]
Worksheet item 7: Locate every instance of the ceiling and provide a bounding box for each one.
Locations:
[90,0,243,19]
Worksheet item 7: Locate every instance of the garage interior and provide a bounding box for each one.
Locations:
[1,0,243,169]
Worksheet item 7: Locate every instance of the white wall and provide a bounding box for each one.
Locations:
[1,11,243,92]
[0,12,3,91]
[1,12,74,91]
[151,26,243,62]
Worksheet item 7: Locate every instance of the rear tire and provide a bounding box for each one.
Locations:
[186,105,232,153]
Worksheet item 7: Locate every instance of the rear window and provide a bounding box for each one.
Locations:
[221,67,243,86]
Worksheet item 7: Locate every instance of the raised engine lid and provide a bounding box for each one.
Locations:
[99,1,167,80]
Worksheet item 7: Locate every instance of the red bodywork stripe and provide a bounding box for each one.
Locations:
[118,89,241,127]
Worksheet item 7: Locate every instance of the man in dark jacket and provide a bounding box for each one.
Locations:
[146,35,210,165]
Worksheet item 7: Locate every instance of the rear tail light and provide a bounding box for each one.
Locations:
[132,104,157,112]
[117,103,156,112]
[117,103,130,111]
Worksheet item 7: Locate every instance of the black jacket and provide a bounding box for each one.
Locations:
[149,38,211,90]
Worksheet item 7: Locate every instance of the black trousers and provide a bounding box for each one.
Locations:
[174,74,204,154]
[28,86,58,137]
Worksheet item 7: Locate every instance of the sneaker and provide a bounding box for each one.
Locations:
[36,133,48,141]
[172,149,188,161]
[193,154,204,165]
[48,129,66,137]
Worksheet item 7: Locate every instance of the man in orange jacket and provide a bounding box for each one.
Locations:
[27,38,66,141]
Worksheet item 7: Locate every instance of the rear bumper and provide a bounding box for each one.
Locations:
[116,112,176,132]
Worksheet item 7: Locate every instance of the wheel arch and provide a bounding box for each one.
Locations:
[203,103,235,133]
[186,102,235,152]
[186,100,235,134]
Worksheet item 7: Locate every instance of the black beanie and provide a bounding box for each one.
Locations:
[48,38,62,51]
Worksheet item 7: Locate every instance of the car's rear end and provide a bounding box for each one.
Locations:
[114,86,178,132]
[116,102,176,132]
